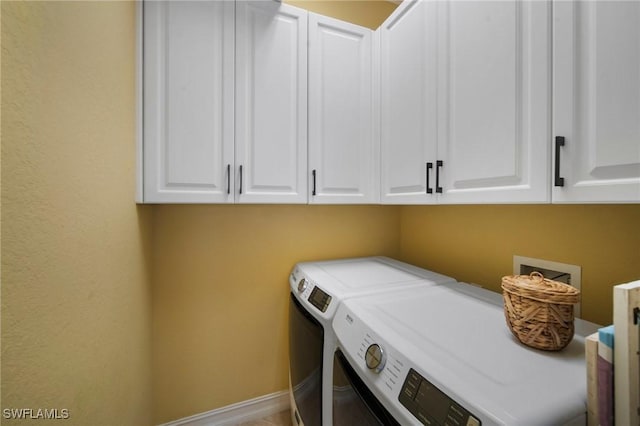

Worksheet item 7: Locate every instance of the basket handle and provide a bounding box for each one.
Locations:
[530,271,545,282]
[530,271,558,288]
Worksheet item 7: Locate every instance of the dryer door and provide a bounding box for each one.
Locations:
[289,293,323,426]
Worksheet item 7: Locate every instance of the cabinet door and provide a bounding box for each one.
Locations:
[143,1,234,203]
[436,0,551,204]
[235,1,308,204]
[553,1,640,203]
[308,13,378,204]
[380,0,437,204]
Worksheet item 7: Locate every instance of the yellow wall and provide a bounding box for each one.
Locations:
[284,0,398,29]
[152,205,400,423]
[399,205,640,326]
[1,2,153,425]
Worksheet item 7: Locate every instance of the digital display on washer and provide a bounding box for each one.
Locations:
[308,286,332,313]
[399,368,481,426]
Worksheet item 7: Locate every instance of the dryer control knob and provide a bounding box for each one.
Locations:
[297,278,308,293]
[365,344,386,373]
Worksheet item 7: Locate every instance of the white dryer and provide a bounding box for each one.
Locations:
[332,282,600,425]
[288,257,456,426]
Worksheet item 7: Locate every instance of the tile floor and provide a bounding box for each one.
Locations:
[237,410,292,426]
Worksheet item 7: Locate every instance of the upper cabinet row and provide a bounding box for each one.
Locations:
[138,0,640,204]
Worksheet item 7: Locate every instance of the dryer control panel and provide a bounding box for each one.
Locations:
[289,266,339,322]
[399,368,481,426]
[308,286,332,313]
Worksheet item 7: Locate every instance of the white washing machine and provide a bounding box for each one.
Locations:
[332,281,600,425]
[288,257,456,426]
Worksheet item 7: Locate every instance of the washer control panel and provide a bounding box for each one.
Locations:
[399,368,481,426]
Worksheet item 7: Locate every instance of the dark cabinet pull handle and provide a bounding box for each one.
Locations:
[226,164,231,195]
[426,162,433,194]
[312,169,317,196]
[436,160,443,193]
[239,165,243,194]
[554,136,565,187]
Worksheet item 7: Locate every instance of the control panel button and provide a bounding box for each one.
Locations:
[297,278,308,293]
[402,370,421,399]
[365,344,386,373]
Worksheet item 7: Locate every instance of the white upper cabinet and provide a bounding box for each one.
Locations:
[236,1,308,204]
[380,0,436,204]
[553,0,640,203]
[143,1,235,203]
[436,0,551,204]
[308,13,379,204]
[380,0,550,204]
[142,0,307,204]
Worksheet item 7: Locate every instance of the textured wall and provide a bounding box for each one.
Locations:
[152,204,400,423]
[399,205,640,326]
[1,2,153,425]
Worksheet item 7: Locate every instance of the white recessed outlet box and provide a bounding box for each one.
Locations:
[513,255,582,318]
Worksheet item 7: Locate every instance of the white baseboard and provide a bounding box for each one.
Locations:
[158,390,290,426]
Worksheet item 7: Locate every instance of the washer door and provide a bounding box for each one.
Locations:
[333,350,400,425]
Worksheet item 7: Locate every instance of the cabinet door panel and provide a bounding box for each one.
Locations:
[553,0,640,203]
[380,0,436,204]
[143,1,234,203]
[308,13,377,204]
[437,0,550,203]
[236,1,308,203]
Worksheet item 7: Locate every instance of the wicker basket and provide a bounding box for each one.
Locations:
[501,271,580,351]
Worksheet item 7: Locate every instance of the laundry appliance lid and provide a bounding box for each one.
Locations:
[336,282,599,425]
[298,256,455,297]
